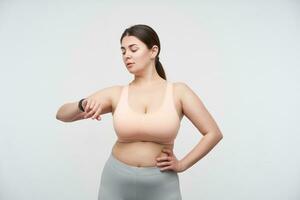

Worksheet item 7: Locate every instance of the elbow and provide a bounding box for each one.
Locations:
[213,130,223,141]
[219,134,223,141]
[56,113,63,121]
[55,112,67,122]
[56,107,63,121]
[204,130,223,141]
[55,110,62,120]
[56,113,75,123]
[56,116,70,123]
[217,131,223,140]
[55,112,60,120]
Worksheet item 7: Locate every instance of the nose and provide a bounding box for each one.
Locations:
[124,53,132,59]
[123,50,133,58]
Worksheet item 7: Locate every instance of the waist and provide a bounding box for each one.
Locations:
[117,138,174,145]
[112,140,174,167]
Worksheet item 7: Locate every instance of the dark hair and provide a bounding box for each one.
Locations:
[120,24,166,80]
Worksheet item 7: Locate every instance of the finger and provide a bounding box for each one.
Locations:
[92,111,102,120]
[86,112,95,119]
[90,103,97,119]
[88,106,98,117]
[90,101,96,110]
[85,99,91,112]
[162,149,173,156]
[92,102,101,115]
[84,106,96,118]
[156,156,170,162]
[159,166,172,171]
[84,112,92,118]
[95,113,102,120]
[86,100,94,113]
[92,103,102,119]
[92,112,102,120]
[96,116,101,121]
[88,100,97,112]
[157,161,171,167]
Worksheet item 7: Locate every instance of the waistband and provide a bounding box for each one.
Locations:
[107,152,173,176]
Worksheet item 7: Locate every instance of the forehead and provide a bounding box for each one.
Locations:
[121,36,144,48]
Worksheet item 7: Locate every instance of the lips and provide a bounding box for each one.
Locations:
[126,62,135,66]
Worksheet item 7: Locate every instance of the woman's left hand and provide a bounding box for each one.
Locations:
[156,148,186,173]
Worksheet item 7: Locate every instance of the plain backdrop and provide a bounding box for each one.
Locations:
[1,0,299,200]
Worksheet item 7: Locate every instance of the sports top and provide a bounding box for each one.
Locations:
[112,81,181,145]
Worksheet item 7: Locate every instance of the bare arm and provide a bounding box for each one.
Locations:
[56,85,117,122]
[55,101,87,122]
[177,82,223,171]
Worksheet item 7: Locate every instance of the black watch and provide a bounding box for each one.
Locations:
[78,98,86,112]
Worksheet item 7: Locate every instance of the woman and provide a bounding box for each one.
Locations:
[56,24,223,200]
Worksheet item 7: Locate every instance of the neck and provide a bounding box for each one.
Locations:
[131,64,165,86]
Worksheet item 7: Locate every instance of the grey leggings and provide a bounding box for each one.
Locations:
[98,153,182,200]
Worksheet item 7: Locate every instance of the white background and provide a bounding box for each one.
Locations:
[1,0,299,199]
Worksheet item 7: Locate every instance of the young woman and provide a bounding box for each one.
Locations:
[56,24,223,200]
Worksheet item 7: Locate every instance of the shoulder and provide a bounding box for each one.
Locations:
[173,81,193,96]
[172,81,199,105]
[108,84,124,93]
[89,84,124,101]
[104,84,127,104]
[105,84,125,98]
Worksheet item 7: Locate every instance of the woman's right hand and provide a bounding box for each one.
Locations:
[81,97,103,120]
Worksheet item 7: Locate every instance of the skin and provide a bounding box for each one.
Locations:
[56,35,223,173]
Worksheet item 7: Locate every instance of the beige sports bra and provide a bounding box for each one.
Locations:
[112,81,181,145]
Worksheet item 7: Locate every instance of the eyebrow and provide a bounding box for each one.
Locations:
[120,44,138,50]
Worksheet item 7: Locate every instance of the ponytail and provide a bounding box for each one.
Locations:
[155,56,166,80]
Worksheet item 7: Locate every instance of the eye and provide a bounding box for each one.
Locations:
[121,48,138,55]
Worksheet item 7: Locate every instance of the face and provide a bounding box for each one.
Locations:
[120,35,158,73]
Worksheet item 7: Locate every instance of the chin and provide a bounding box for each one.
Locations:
[128,67,143,75]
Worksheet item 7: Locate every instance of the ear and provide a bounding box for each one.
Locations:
[150,45,159,59]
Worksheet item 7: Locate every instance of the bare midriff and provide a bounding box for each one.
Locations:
[112,140,174,167]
